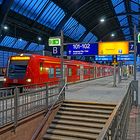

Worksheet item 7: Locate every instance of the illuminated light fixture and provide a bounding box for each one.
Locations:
[111,33,115,37]
[11,56,30,60]
[3,25,8,30]
[4,78,7,82]
[19,38,22,41]
[38,37,42,41]
[20,54,24,56]
[100,18,105,23]
[26,78,31,82]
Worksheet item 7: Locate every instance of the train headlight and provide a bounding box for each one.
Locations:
[26,78,31,82]
[4,78,6,82]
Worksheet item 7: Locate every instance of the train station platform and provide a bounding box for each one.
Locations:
[66,73,140,140]
[66,75,133,104]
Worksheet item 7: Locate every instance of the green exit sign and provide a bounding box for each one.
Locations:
[138,33,140,43]
[49,37,61,46]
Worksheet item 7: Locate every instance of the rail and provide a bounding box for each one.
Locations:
[31,82,67,140]
[97,80,138,140]
[0,80,65,128]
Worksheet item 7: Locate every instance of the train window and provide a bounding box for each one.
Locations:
[68,68,72,76]
[49,68,54,78]
[56,68,61,78]
[90,69,94,74]
[84,69,88,75]
[77,69,80,75]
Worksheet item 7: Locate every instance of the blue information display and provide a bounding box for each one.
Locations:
[67,43,98,56]
[117,54,134,61]
[95,55,113,61]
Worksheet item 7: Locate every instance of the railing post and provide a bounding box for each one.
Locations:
[14,87,19,131]
[45,84,48,112]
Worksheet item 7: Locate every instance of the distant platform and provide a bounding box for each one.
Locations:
[66,75,133,104]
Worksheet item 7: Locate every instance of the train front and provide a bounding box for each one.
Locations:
[4,55,32,87]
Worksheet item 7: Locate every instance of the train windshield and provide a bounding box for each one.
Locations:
[8,60,28,79]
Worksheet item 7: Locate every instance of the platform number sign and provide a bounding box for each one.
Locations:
[52,46,60,56]
[138,33,140,43]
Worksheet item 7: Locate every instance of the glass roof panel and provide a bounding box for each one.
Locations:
[122,28,130,35]
[37,1,65,30]
[27,43,39,51]
[0,36,17,47]
[13,39,28,49]
[63,17,86,41]
[11,0,65,30]
[0,0,3,4]
[34,44,45,51]
[131,1,139,12]
[0,51,16,67]
[114,1,126,13]
[11,0,50,20]
[132,15,139,25]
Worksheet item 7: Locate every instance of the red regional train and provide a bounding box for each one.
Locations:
[4,54,113,87]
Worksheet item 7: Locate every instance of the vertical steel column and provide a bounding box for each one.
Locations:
[134,25,137,81]
[60,30,65,99]
[113,55,117,87]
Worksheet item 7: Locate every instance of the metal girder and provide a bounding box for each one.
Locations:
[78,30,89,42]
[116,11,140,16]
[124,0,133,40]
[0,0,14,34]
[0,45,33,53]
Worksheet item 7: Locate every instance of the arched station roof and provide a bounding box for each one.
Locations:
[0,0,140,66]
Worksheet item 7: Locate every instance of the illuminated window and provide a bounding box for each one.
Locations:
[56,68,61,78]
[68,68,72,76]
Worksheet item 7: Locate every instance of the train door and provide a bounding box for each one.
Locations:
[64,65,67,83]
[80,65,83,81]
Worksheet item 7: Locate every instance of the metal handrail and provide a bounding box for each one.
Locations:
[97,82,132,140]
[31,82,67,140]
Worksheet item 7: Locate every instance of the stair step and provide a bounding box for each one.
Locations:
[52,119,104,128]
[64,100,116,107]
[43,134,88,140]
[55,114,107,123]
[62,103,114,110]
[57,110,110,119]
[50,124,101,134]
[60,107,112,114]
[46,129,98,139]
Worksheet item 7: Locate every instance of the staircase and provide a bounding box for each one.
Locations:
[43,100,115,140]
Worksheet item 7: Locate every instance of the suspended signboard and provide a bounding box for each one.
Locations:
[95,55,113,61]
[117,54,134,61]
[98,42,129,55]
[67,43,98,56]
